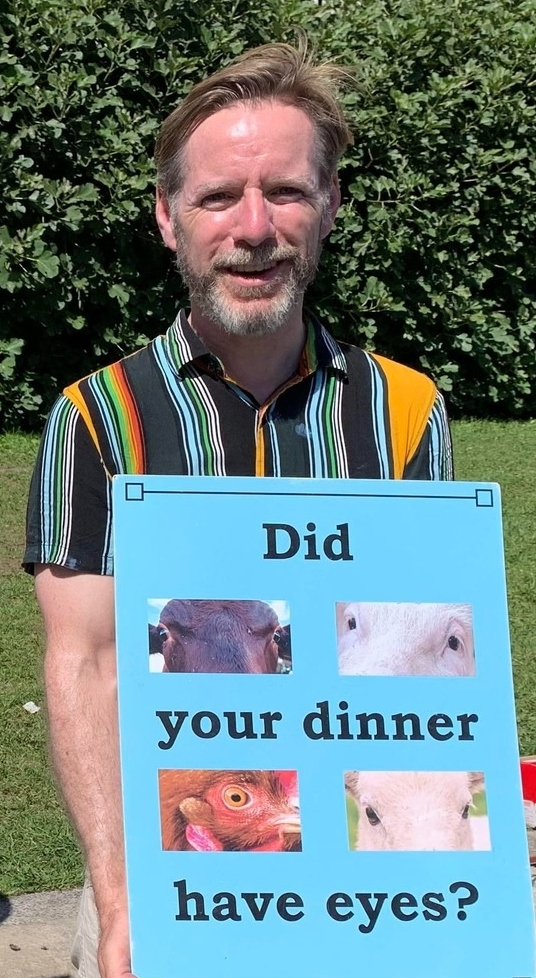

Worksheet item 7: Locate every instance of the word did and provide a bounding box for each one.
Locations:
[262,522,353,561]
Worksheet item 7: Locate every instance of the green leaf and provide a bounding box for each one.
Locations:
[34,253,60,279]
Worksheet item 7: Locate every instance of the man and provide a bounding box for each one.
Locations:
[25,40,453,978]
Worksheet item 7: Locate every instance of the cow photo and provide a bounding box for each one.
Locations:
[345,770,490,851]
[148,598,291,674]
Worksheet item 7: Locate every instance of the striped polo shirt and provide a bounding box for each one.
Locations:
[24,311,453,575]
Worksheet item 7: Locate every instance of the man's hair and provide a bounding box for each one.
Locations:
[155,37,354,200]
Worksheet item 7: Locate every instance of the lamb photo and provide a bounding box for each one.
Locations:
[158,769,301,851]
[148,599,291,673]
[344,770,490,851]
[336,601,475,676]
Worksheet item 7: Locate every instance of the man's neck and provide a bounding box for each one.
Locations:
[189,305,307,405]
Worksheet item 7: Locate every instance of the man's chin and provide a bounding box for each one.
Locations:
[218,310,290,338]
[196,288,301,337]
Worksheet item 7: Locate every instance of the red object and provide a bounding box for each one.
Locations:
[520,757,536,803]
[275,770,298,795]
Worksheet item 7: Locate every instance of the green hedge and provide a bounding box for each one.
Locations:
[1,0,535,427]
[311,0,536,418]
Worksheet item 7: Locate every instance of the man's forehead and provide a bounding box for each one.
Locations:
[181,100,319,173]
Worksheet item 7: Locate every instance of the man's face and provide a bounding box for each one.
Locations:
[156,101,340,336]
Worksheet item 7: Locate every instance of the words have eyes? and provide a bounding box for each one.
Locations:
[173,879,480,933]
[156,702,478,750]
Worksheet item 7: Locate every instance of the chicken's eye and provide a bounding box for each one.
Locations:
[365,806,380,825]
[348,617,357,631]
[447,634,460,651]
[223,786,251,808]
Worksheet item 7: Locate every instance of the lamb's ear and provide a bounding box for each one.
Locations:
[468,771,485,795]
[344,771,360,797]
[149,623,165,655]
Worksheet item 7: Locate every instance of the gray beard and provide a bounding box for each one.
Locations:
[174,238,320,337]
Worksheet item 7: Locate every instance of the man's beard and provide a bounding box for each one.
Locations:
[173,233,321,337]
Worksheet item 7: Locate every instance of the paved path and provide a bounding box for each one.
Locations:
[0,889,81,978]
[2,856,536,978]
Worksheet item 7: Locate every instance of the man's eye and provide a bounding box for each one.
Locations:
[271,186,303,199]
[200,192,233,207]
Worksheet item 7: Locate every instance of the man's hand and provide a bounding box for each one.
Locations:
[98,907,137,978]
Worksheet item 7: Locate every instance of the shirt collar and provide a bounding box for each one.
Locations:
[165,310,215,372]
[300,312,348,377]
[164,308,348,379]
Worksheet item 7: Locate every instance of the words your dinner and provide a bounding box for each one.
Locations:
[156,700,478,750]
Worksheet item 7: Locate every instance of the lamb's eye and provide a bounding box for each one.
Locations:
[461,804,470,819]
[348,617,357,631]
[223,786,251,808]
[448,635,460,651]
[365,806,380,825]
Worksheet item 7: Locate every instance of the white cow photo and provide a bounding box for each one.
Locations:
[345,770,490,851]
[336,602,475,676]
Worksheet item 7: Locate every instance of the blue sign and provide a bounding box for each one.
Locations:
[113,476,535,978]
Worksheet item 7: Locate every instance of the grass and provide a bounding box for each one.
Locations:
[1,422,535,895]
[0,434,84,896]
[452,421,536,753]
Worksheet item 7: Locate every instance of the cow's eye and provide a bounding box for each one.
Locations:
[348,617,357,630]
[158,627,169,640]
[273,631,281,644]
[365,806,380,825]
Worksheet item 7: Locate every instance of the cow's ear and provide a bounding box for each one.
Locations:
[468,772,485,795]
[149,623,166,654]
[344,771,360,797]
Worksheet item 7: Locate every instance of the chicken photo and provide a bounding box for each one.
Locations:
[159,769,301,852]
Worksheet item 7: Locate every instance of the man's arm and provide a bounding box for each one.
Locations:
[368,354,454,481]
[35,564,135,978]
[402,390,454,480]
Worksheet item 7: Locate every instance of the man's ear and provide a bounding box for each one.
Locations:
[155,186,178,251]
[320,173,341,239]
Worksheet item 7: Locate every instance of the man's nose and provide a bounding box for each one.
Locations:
[233,190,275,246]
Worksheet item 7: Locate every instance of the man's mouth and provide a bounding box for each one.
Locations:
[222,261,287,284]
[228,262,277,273]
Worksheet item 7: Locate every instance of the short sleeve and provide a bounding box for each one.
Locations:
[402,390,454,481]
[24,394,114,575]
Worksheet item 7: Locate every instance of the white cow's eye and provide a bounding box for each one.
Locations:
[461,804,470,819]
[348,617,357,631]
[447,634,461,651]
[365,806,380,825]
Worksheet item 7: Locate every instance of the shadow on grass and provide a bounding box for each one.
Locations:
[0,892,12,923]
